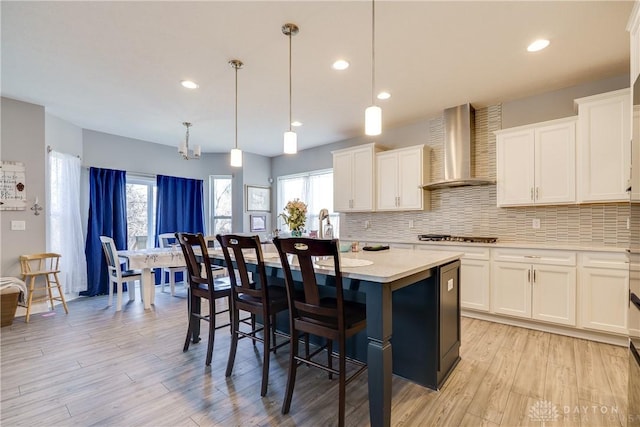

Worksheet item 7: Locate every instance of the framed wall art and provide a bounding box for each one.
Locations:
[0,161,27,210]
[249,214,267,232]
[245,185,270,212]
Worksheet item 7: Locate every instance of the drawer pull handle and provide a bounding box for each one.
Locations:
[524,255,541,259]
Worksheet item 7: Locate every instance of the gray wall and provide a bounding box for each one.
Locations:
[502,74,629,128]
[1,98,46,276]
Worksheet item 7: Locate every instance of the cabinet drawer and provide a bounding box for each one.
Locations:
[579,251,628,269]
[416,244,490,260]
[492,248,576,266]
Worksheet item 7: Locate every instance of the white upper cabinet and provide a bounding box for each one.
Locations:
[376,145,430,211]
[575,89,631,203]
[332,143,381,212]
[496,117,576,207]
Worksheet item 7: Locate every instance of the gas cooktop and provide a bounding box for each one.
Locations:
[418,234,497,244]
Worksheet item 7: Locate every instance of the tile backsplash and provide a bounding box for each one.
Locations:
[342,104,630,248]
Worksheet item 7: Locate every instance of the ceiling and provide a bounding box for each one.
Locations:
[1,1,634,158]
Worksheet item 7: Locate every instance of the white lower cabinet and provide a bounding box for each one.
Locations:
[491,249,576,326]
[416,244,490,312]
[579,252,629,335]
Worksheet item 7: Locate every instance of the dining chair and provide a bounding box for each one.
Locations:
[158,232,188,296]
[176,232,231,366]
[99,236,142,311]
[19,253,69,322]
[216,234,290,396]
[272,237,367,427]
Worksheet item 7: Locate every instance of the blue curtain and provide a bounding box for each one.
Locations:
[154,175,205,283]
[82,167,127,297]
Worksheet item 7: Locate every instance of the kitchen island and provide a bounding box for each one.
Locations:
[210,246,463,427]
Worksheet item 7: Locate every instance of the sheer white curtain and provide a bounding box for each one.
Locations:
[47,150,87,293]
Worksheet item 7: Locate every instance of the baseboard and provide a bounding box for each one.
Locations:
[461,310,628,347]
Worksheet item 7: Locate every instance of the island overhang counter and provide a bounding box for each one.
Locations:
[209,246,463,427]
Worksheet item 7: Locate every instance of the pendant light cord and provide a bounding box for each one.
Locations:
[371,0,376,106]
[235,64,238,150]
[288,30,293,132]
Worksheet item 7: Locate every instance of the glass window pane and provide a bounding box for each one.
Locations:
[213,178,232,216]
[126,183,150,249]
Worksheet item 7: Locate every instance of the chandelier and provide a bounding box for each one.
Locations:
[178,122,201,160]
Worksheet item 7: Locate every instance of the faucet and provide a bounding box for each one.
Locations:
[318,208,331,239]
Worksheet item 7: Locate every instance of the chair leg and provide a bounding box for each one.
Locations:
[128,279,136,302]
[225,304,240,377]
[161,269,166,293]
[52,272,69,314]
[282,328,299,415]
[107,279,113,307]
[184,291,196,351]
[261,310,271,396]
[116,281,123,311]
[328,339,333,380]
[251,313,256,341]
[338,336,346,427]
[44,273,56,311]
[271,314,277,354]
[205,296,216,366]
[24,276,36,323]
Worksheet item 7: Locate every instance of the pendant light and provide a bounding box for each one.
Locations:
[365,0,382,136]
[229,59,243,167]
[282,23,299,154]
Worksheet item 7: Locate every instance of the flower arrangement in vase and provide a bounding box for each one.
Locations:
[279,198,307,236]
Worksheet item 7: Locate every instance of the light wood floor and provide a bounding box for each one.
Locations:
[1,285,630,427]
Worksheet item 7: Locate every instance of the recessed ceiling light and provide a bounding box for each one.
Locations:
[377,91,391,100]
[332,60,350,70]
[291,121,303,127]
[527,39,550,52]
[181,80,199,89]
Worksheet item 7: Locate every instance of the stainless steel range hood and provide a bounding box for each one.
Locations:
[421,104,495,190]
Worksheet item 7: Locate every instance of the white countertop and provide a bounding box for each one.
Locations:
[210,247,462,284]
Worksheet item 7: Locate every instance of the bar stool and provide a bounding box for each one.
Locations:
[273,237,367,427]
[19,253,69,323]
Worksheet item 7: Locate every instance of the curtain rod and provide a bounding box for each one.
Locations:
[81,166,156,180]
[47,145,81,159]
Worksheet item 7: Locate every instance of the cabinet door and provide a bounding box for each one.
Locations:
[497,129,535,206]
[531,264,576,326]
[397,147,423,210]
[460,259,490,312]
[535,121,576,205]
[491,261,531,318]
[376,151,398,210]
[351,147,375,211]
[580,267,629,334]
[577,91,631,202]
[333,151,353,212]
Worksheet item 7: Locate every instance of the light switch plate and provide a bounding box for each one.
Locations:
[11,220,26,231]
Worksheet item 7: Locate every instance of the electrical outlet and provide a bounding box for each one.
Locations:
[11,220,26,231]
[364,220,370,229]
[532,218,541,229]
[409,219,415,229]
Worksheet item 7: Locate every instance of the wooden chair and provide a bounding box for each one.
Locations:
[176,232,231,366]
[272,237,367,427]
[158,232,188,296]
[19,253,69,323]
[100,236,142,311]
[216,234,290,396]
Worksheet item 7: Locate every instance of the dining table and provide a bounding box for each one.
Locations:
[118,247,185,309]
[206,245,463,427]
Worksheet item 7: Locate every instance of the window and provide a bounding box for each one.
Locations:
[209,175,233,236]
[277,169,339,237]
[126,175,156,250]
